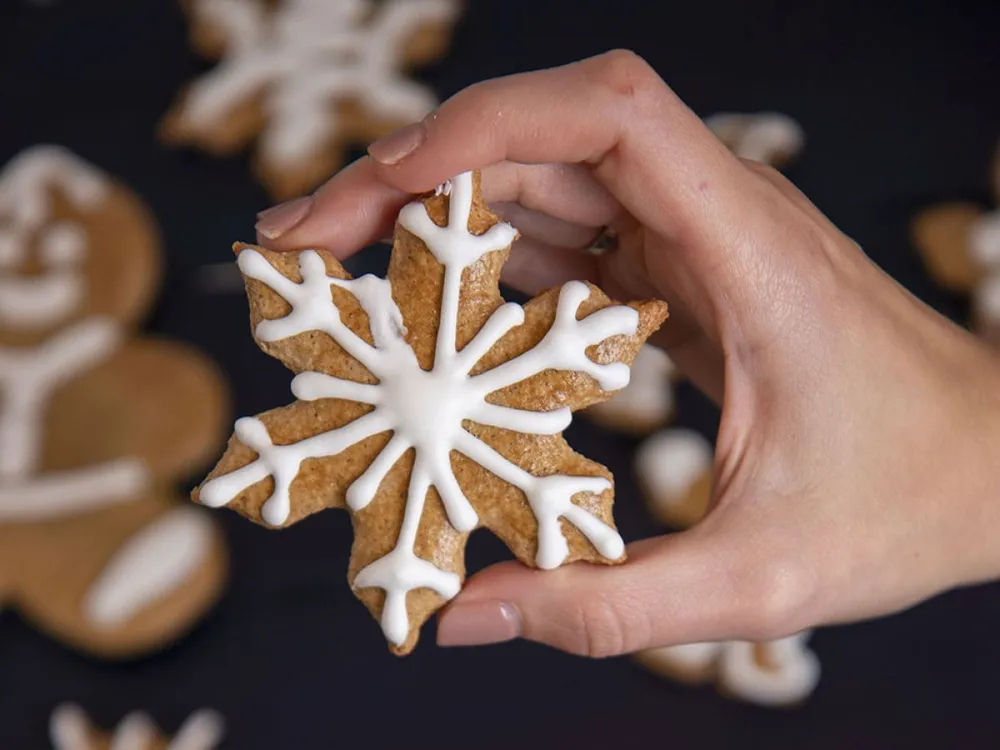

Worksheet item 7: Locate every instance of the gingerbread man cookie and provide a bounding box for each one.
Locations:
[194,171,668,653]
[912,140,1000,345]
[161,0,461,200]
[0,146,229,657]
[50,704,224,750]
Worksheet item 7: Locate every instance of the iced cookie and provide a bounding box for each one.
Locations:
[634,428,713,529]
[583,344,677,435]
[634,632,821,708]
[0,145,229,658]
[705,111,805,167]
[50,703,224,750]
[161,0,461,199]
[911,140,1000,342]
[194,170,668,654]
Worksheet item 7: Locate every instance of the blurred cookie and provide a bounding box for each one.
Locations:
[50,703,224,750]
[194,170,668,653]
[635,632,821,708]
[0,145,229,658]
[705,111,805,168]
[635,428,713,529]
[584,344,677,435]
[161,0,462,199]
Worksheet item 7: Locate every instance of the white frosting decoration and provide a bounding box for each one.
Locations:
[717,632,822,707]
[705,112,805,165]
[644,631,821,707]
[50,704,224,750]
[969,211,1000,270]
[83,506,215,627]
[586,343,674,425]
[634,428,713,508]
[974,271,1000,326]
[180,0,458,168]
[0,146,106,330]
[201,171,636,646]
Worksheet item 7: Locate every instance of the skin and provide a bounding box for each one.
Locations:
[254,50,1000,657]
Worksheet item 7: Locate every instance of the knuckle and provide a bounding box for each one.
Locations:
[739,555,817,641]
[586,49,660,101]
[567,596,631,658]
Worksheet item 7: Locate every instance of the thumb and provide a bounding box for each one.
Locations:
[436,530,758,657]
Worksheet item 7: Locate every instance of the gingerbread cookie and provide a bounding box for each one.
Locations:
[912,140,1000,342]
[194,170,668,653]
[161,0,461,199]
[634,428,713,529]
[634,632,821,708]
[50,703,224,750]
[583,344,677,435]
[705,111,805,167]
[0,145,229,657]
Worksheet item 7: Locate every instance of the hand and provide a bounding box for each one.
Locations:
[254,50,1000,657]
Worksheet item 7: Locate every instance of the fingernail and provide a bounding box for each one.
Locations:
[368,122,427,165]
[255,196,313,240]
[437,600,521,647]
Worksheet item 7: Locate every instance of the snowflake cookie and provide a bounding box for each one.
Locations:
[161,0,461,199]
[911,139,1000,346]
[0,146,229,657]
[194,170,668,653]
[50,703,224,750]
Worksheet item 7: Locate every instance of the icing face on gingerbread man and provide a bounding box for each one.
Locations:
[50,704,224,750]
[0,146,229,657]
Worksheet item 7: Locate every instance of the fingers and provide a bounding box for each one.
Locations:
[502,236,601,295]
[436,530,762,657]
[493,201,601,250]
[366,51,751,268]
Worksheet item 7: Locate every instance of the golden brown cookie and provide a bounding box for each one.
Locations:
[194,170,668,654]
[634,428,714,529]
[50,703,224,750]
[0,145,229,658]
[160,0,462,200]
[911,202,989,292]
[583,344,678,435]
[705,111,805,168]
[634,634,821,708]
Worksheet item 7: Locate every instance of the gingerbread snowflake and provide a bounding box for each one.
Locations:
[162,0,460,198]
[50,703,223,750]
[195,171,667,653]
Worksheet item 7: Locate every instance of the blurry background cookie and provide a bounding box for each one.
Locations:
[583,344,678,435]
[160,0,462,199]
[634,428,713,529]
[911,138,1000,342]
[50,703,224,750]
[704,111,805,167]
[0,146,230,658]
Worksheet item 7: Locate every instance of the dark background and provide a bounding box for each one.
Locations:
[2,0,1000,747]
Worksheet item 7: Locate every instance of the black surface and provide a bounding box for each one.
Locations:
[2,1,1000,748]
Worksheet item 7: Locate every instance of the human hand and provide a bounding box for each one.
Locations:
[254,50,1000,657]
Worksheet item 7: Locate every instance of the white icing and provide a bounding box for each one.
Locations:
[969,211,1000,270]
[0,318,121,479]
[50,704,224,750]
[83,506,215,627]
[50,704,93,750]
[973,271,1000,325]
[643,632,821,707]
[0,146,106,330]
[0,459,148,522]
[180,0,458,168]
[634,428,713,508]
[586,343,674,425]
[705,112,805,165]
[717,632,821,707]
[201,171,636,645]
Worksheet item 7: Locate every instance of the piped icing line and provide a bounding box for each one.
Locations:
[82,506,215,627]
[179,0,458,168]
[0,318,123,479]
[200,171,635,645]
